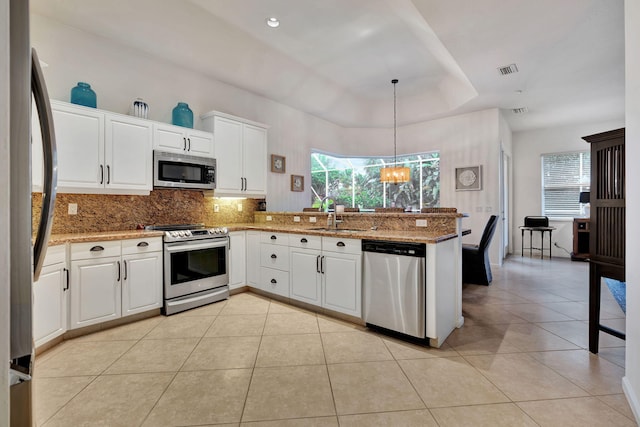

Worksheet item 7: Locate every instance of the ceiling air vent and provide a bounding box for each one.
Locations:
[512,107,528,114]
[498,63,519,75]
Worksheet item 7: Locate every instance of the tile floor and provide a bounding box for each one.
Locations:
[34,256,636,426]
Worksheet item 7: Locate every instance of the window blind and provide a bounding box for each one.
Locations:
[542,151,590,217]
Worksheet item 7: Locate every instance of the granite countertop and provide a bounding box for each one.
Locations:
[47,230,165,246]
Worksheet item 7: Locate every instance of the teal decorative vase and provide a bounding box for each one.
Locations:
[70,82,97,108]
[172,102,193,128]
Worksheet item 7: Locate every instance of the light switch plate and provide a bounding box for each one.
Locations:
[416,219,428,227]
[266,215,273,221]
[309,217,317,223]
[293,216,301,222]
[214,204,220,213]
[237,203,243,212]
[68,203,78,215]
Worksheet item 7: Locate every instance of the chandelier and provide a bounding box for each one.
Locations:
[380,79,410,184]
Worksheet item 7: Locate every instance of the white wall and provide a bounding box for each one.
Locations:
[624,0,640,422]
[1,0,11,422]
[512,119,624,257]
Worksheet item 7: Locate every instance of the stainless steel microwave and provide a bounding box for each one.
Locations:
[153,150,216,190]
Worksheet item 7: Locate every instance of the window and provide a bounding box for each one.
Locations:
[310,151,440,210]
[542,151,590,218]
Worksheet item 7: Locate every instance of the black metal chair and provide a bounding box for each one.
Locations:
[462,215,499,286]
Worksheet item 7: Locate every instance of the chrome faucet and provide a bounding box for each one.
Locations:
[319,196,330,212]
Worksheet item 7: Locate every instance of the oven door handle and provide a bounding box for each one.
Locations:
[165,239,228,253]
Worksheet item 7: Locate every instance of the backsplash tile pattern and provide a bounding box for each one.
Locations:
[33,191,262,234]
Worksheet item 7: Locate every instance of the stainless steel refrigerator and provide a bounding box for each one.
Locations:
[9,0,58,425]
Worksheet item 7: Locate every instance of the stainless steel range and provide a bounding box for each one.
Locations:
[146,224,229,315]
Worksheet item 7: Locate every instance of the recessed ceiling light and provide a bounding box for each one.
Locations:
[266,17,280,28]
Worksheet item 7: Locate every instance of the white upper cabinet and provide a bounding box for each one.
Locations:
[153,123,214,157]
[201,111,268,197]
[105,113,152,191]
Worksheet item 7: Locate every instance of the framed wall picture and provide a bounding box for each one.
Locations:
[291,174,304,192]
[455,166,482,191]
[271,154,286,173]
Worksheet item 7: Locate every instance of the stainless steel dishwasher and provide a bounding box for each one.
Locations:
[362,240,426,339]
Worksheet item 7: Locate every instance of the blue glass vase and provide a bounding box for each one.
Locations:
[172,102,193,128]
[70,82,97,108]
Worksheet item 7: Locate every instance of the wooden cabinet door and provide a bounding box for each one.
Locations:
[187,129,214,157]
[289,248,322,306]
[154,123,187,153]
[105,114,152,190]
[70,256,121,328]
[242,124,267,195]
[322,252,362,317]
[122,251,162,316]
[213,116,243,193]
[229,231,247,289]
[246,231,261,288]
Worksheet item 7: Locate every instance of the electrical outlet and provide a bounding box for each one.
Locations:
[416,219,428,227]
[309,217,317,223]
[293,216,301,222]
[237,203,243,212]
[68,203,78,215]
[266,215,273,221]
[213,204,220,213]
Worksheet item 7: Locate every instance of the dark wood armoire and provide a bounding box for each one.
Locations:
[582,128,625,353]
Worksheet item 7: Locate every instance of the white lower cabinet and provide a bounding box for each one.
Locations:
[33,245,68,347]
[70,237,162,329]
[289,234,322,306]
[229,231,246,290]
[322,251,362,317]
[258,232,290,297]
[246,231,261,287]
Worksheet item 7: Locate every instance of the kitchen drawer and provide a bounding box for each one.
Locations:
[260,243,290,271]
[260,267,289,298]
[121,237,162,255]
[288,234,322,250]
[322,237,362,255]
[70,240,121,260]
[261,232,289,246]
[43,244,67,266]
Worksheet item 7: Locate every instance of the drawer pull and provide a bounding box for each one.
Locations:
[270,253,277,259]
[336,241,346,247]
[270,278,277,284]
[116,261,121,282]
[301,238,308,243]
[137,241,149,247]
[90,245,104,252]
[270,235,277,240]
[63,268,69,291]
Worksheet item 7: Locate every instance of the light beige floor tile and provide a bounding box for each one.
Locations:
[462,289,532,305]
[530,349,625,395]
[461,303,529,326]
[104,338,199,374]
[338,409,438,427]
[322,331,393,363]
[144,315,216,339]
[206,314,267,337]
[34,376,95,426]
[181,336,261,370]
[242,365,335,421]
[328,361,425,415]
[36,341,135,377]
[598,394,637,421]
[500,303,574,322]
[537,320,626,349]
[465,353,588,401]
[268,300,313,314]
[541,301,621,321]
[176,299,227,316]
[517,397,637,426]
[398,357,509,408]
[317,315,363,333]
[263,312,319,335]
[430,403,538,427]
[502,323,580,351]
[143,369,252,426]
[44,373,173,427]
[255,334,325,367]
[597,346,626,368]
[220,294,270,315]
[443,324,520,355]
[506,288,570,303]
[382,337,458,359]
[241,416,339,426]
[71,316,163,342]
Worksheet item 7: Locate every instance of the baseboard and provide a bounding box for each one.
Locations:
[622,376,640,424]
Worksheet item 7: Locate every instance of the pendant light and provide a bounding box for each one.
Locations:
[380,79,410,184]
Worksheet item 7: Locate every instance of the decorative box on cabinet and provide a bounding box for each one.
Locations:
[33,245,68,347]
[153,123,214,157]
[201,111,268,197]
[571,218,590,261]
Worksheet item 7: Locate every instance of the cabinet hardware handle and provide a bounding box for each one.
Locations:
[240,177,244,191]
[270,278,277,284]
[123,260,128,281]
[137,241,149,247]
[270,253,277,259]
[316,255,320,273]
[99,164,104,184]
[90,245,104,252]
[183,137,187,151]
[337,241,346,247]
[301,238,308,243]
[320,255,325,274]
[244,177,247,191]
[117,261,121,282]
[106,165,111,184]
[270,235,277,240]
[187,138,191,151]
[63,268,69,291]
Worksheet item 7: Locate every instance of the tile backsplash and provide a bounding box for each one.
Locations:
[33,190,262,234]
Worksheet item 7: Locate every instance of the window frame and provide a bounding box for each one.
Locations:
[541,150,590,220]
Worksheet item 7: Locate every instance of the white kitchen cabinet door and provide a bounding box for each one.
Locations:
[153,123,188,153]
[229,231,246,290]
[52,102,105,189]
[70,256,121,329]
[33,262,68,347]
[289,248,322,306]
[122,251,162,316]
[242,124,267,194]
[186,129,214,157]
[322,252,362,318]
[246,231,261,288]
[105,114,153,191]
[212,116,243,192]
